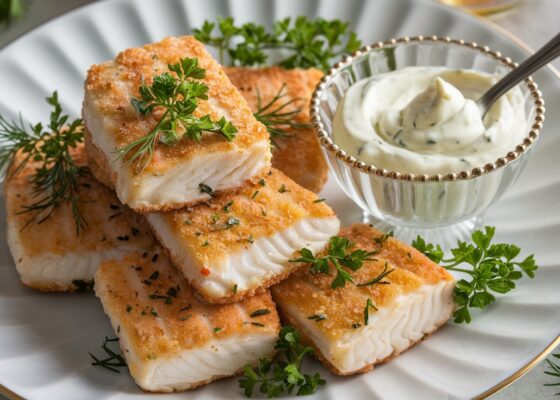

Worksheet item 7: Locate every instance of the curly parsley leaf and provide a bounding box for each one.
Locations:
[239,326,325,398]
[117,57,237,173]
[290,236,378,289]
[412,226,538,324]
[194,16,361,71]
[0,91,88,233]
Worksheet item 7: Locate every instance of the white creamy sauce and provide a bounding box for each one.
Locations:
[333,66,526,175]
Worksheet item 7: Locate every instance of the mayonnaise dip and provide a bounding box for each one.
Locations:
[333,66,526,175]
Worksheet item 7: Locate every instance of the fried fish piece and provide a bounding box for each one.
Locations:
[146,168,340,304]
[95,251,280,392]
[224,66,328,193]
[83,36,271,213]
[4,143,156,292]
[272,224,455,375]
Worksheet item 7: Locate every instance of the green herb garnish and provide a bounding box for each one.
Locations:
[117,57,237,172]
[199,183,214,196]
[239,326,325,397]
[290,236,377,289]
[412,226,537,324]
[253,84,311,146]
[250,308,271,318]
[357,263,394,286]
[89,336,127,373]
[363,298,377,325]
[545,353,560,395]
[194,16,361,71]
[307,314,326,322]
[0,91,88,233]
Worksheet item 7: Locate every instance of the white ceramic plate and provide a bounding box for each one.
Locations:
[0,0,559,399]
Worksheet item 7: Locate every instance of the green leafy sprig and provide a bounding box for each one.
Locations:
[193,16,361,71]
[89,336,127,373]
[0,0,24,25]
[118,57,237,173]
[253,84,311,146]
[290,236,378,289]
[239,326,325,398]
[545,353,560,395]
[0,91,88,232]
[412,226,537,324]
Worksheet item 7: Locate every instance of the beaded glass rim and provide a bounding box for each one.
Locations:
[310,35,545,182]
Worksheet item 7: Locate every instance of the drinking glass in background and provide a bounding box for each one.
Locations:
[439,0,532,15]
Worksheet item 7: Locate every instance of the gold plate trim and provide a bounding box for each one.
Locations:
[0,384,23,400]
[473,335,560,399]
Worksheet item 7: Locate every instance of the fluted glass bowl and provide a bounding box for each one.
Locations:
[311,36,545,247]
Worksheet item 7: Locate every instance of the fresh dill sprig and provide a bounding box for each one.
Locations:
[0,91,88,233]
[545,353,560,395]
[193,16,361,71]
[253,84,311,147]
[239,326,325,397]
[89,336,127,373]
[412,226,537,324]
[290,236,378,289]
[117,57,237,173]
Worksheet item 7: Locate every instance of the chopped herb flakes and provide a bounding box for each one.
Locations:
[89,337,127,373]
[307,314,326,322]
[199,183,214,196]
[364,298,377,325]
[250,309,271,318]
[222,200,234,212]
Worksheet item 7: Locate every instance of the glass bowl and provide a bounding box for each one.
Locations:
[311,36,545,248]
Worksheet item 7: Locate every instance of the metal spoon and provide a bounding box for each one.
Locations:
[477,31,560,118]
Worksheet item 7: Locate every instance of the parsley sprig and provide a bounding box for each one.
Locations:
[0,91,88,232]
[89,336,127,373]
[239,326,325,398]
[290,236,377,288]
[194,16,361,72]
[412,226,537,323]
[118,57,237,173]
[545,353,560,395]
[253,84,311,147]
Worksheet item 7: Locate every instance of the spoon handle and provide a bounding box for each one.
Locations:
[478,31,560,116]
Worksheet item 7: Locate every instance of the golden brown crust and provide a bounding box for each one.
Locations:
[343,224,454,284]
[84,36,269,176]
[224,67,327,193]
[95,251,280,361]
[151,168,335,264]
[271,223,453,340]
[4,143,155,258]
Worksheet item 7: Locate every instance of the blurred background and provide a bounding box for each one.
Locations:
[0,0,558,399]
